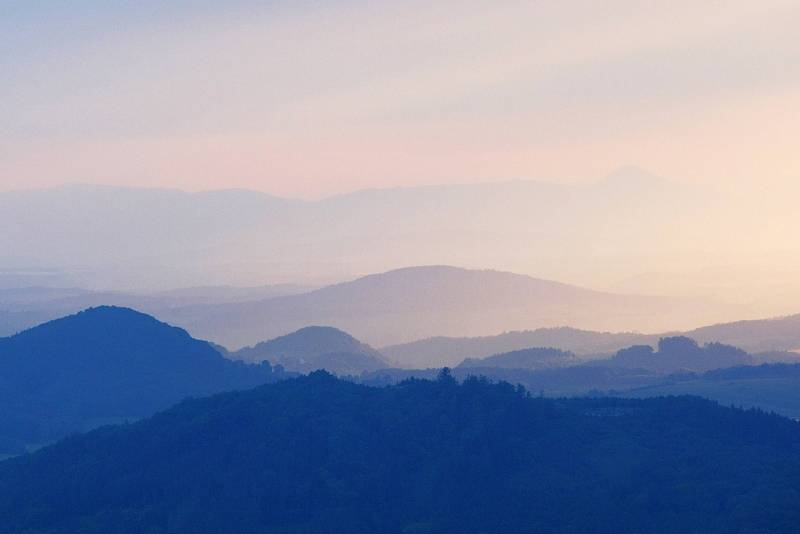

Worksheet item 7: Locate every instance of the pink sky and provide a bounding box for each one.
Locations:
[2,0,798,198]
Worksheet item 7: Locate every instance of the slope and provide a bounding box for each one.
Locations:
[1,373,800,533]
[0,307,284,455]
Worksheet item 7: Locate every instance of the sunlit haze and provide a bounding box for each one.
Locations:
[2,1,798,198]
[6,5,800,529]
[2,1,800,318]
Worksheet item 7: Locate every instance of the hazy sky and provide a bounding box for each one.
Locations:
[2,0,798,198]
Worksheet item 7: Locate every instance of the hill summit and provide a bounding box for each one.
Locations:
[233,325,391,374]
[0,307,282,455]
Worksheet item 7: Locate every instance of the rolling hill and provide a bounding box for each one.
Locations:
[614,363,800,420]
[230,326,392,375]
[363,335,800,418]
[688,314,800,353]
[458,347,577,370]
[2,373,800,533]
[382,327,649,368]
[383,316,800,369]
[0,172,714,292]
[602,337,753,373]
[170,266,728,348]
[0,307,286,456]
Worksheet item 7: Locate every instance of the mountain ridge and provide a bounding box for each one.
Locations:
[383,313,800,368]
[173,265,728,348]
[0,306,284,455]
[231,325,392,375]
[2,373,799,533]
[0,171,728,296]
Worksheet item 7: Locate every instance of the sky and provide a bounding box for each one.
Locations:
[1,0,799,198]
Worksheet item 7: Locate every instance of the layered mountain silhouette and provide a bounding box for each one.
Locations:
[609,360,800,419]
[360,365,666,398]
[604,337,752,373]
[230,326,392,375]
[1,172,711,291]
[383,327,648,368]
[0,185,294,289]
[170,266,728,348]
[688,314,800,353]
[0,284,312,337]
[383,315,800,368]
[2,373,800,533]
[4,267,800,369]
[364,335,800,417]
[0,306,285,455]
[458,347,577,370]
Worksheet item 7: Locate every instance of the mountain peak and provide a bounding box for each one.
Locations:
[4,305,191,344]
[0,308,283,456]
[332,265,577,293]
[233,325,389,374]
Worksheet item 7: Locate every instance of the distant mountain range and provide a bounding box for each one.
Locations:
[458,347,577,370]
[3,373,800,533]
[616,363,800,419]
[383,313,800,368]
[383,327,648,368]
[220,321,800,417]
[360,359,800,420]
[603,337,752,373]
[160,266,733,348]
[5,266,800,364]
[5,303,800,459]
[360,335,800,418]
[0,170,724,293]
[1,266,734,348]
[0,307,286,456]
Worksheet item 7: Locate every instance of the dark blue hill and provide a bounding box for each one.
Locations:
[0,307,286,454]
[2,372,799,533]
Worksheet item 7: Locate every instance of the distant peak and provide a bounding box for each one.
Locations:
[245,325,369,352]
[7,306,180,342]
[378,265,468,275]
[289,325,356,338]
[76,305,154,319]
[350,265,572,286]
[363,265,530,278]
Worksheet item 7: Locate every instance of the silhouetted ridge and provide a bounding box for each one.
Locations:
[458,347,577,370]
[2,374,800,533]
[383,316,800,369]
[703,362,800,381]
[606,336,752,373]
[3,306,220,366]
[687,314,800,353]
[233,325,391,374]
[1,177,722,308]
[0,307,286,455]
[362,336,800,419]
[182,265,718,348]
[383,327,648,368]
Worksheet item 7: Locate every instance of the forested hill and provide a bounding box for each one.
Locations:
[231,325,391,374]
[458,346,577,369]
[0,306,286,455]
[2,372,800,533]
